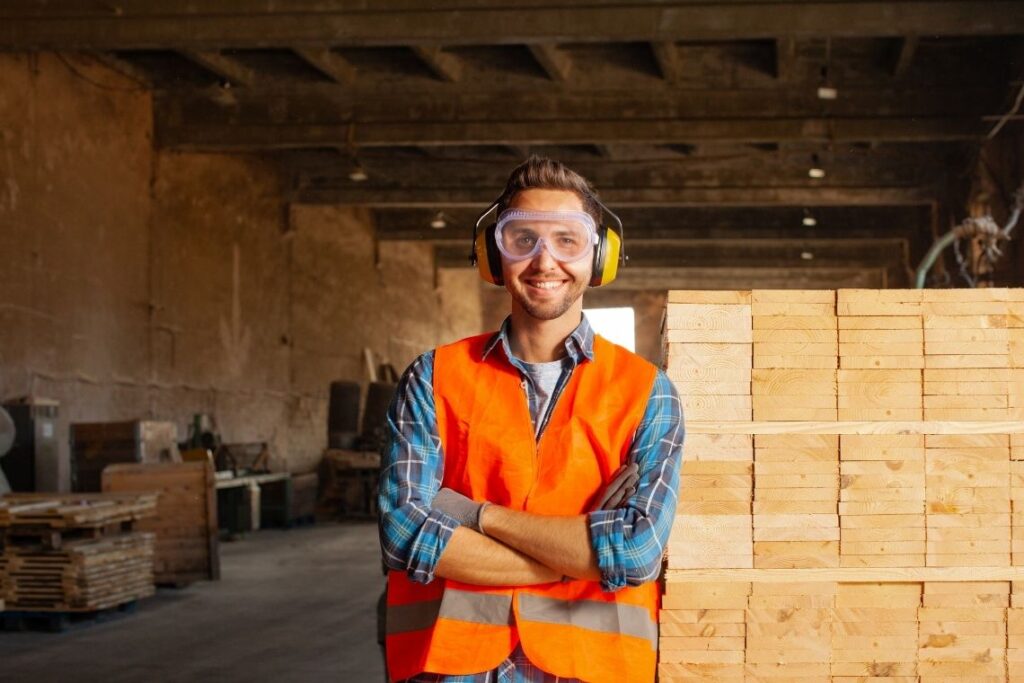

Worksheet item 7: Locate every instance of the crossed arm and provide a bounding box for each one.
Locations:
[378,352,683,591]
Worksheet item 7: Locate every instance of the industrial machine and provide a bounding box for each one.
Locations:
[2,397,61,492]
[0,406,15,494]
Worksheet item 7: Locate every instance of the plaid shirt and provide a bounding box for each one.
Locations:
[378,315,685,682]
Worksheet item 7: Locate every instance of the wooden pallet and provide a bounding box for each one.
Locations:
[1,600,140,632]
[661,288,1024,682]
[0,492,157,529]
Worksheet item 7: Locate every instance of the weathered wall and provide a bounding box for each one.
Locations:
[0,54,483,484]
[0,53,154,488]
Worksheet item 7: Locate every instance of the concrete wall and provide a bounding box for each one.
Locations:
[0,54,483,484]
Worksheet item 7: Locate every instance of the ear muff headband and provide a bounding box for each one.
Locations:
[470,196,626,287]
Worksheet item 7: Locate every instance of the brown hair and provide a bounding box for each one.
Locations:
[496,156,602,225]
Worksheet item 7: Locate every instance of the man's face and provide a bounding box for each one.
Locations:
[502,188,593,322]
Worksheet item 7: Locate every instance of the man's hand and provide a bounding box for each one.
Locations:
[594,462,639,511]
[432,488,487,531]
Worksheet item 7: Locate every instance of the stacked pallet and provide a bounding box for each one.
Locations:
[102,462,220,585]
[0,493,157,612]
[661,288,1024,683]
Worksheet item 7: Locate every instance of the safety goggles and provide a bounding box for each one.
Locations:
[494,209,598,263]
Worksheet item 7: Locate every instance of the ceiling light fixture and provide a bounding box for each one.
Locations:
[800,251,815,260]
[348,161,368,182]
[817,39,838,100]
[808,154,826,179]
[802,209,817,227]
[430,212,447,230]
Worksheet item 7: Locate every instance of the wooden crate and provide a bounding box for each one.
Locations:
[662,288,1024,683]
[101,462,219,586]
[71,420,181,492]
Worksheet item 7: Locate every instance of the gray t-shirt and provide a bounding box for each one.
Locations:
[520,357,570,438]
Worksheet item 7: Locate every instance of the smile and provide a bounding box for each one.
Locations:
[526,280,567,291]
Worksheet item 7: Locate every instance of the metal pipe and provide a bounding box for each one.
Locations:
[914,229,958,289]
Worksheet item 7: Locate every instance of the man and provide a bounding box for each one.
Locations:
[378,156,684,682]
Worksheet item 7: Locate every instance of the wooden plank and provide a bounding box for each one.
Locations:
[664,567,1024,582]
[669,291,751,305]
[688,421,1024,435]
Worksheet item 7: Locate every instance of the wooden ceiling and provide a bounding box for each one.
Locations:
[3,1,1022,288]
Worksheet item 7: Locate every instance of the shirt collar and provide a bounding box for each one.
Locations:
[482,314,595,365]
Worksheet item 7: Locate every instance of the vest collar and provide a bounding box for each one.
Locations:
[481,314,595,366]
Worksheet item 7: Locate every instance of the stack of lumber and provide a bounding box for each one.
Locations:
[661,287,1024,683]
[102,462,220,585]
[0,493,156,612]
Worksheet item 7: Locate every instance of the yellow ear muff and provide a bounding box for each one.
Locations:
[475,223,503,285]
[593,227,621,287]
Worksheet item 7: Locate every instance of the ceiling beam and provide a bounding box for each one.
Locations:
[296,154,946,196]
[411,45,462,82]
[295,185,934,207]
[159,117,984,151]
[180,50,255,86]
[650,41,683,84]
[436,239,906,269]
[157,85,1003,126]
[2,3,1021,49]
[292,47,356,85]
[374,206,926,243]
[528,44,572,82]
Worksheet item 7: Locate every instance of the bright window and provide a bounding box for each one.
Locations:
[584,307,635,352]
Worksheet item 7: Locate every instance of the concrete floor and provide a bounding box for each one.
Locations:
[0,521,386,683]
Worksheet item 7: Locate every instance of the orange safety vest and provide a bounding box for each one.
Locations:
[386,331,660,682]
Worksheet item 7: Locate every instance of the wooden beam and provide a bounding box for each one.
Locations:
[296,154,946,197]
[528,44,572,82]
[373,206,926,243]
[159,117,984,151]
[775,38,797,82]
[180,50,255,86]
[436,260,886,290]
[295,185,934,207]
[437,238,904,269]
[2,3,1021,49]
[651,41,683,83]
[293,47,356,85]
[410,45,462,82]
[892,36,919,78]
[158,85,1003,127]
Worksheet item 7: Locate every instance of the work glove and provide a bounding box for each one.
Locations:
[432,487,487,532]
[595,462,639,511]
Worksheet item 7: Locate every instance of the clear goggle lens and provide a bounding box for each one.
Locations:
[495,209,598,263]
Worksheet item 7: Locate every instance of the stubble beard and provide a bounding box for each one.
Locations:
[512,277,588,321]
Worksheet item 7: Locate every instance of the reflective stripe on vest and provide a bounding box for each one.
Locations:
[517,593,658,648]
[387,588,513,635]
[385,331,659,683]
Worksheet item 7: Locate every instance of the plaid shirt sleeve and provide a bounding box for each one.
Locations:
[378,350,461,584]
[587,369,684,592]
